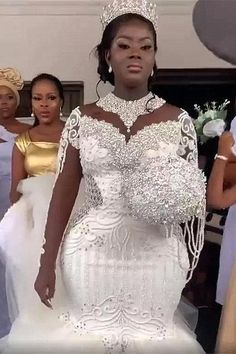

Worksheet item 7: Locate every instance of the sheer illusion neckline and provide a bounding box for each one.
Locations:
[95,92,167,143]
[81,113,181,145]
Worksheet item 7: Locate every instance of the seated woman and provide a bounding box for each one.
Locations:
[207,131,236,353]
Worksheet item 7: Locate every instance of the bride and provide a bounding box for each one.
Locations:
[3,1,206,353]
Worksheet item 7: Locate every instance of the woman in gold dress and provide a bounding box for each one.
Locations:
[10,73,64,203]
[0,73,64,329]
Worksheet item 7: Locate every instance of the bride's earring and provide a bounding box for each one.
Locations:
[60,107,63,118]
[151,69,154,77]
[31,112,34,117]
[108,65,112,73]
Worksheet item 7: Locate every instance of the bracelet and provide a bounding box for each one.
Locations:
[214,154,228,161]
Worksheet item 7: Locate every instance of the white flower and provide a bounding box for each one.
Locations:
[204,109,217,120]
[203,119,226,138]
[219,99,230,110]
[194,99,230,143]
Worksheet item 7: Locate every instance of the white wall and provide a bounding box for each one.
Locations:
[0,0,234,104]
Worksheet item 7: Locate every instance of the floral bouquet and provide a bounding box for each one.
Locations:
[193,99,230,144]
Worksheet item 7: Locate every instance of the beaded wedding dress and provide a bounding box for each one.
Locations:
[2,93,205,354]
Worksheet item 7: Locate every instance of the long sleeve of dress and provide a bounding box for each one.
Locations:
[177,110,206,281]
[41,108,82,267]
[177,110,198,166]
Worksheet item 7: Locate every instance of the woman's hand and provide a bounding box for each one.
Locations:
[208,131,236,209]
[218,132,235,159]
[34,265,56,308]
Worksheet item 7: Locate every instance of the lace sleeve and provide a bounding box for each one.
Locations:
[177,110,198,166]
[176,110,206,282]
[39,107,82,269]
[58,107,81,174]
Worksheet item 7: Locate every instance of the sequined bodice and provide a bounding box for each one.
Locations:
[77,116,191,217]
[79,115,181,171]
[59,98,204,227]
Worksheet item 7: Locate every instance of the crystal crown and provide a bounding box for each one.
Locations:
[100,0,158,33]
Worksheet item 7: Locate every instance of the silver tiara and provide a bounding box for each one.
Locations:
[100,0,158,33]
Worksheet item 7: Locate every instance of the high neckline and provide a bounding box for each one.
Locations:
[96,92,166,133]
[109,91,153,103]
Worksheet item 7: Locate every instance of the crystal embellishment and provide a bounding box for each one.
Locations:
[100,0,159,33]
[96,92,166,133]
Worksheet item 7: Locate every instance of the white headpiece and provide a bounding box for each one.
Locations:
[100,0,158,34]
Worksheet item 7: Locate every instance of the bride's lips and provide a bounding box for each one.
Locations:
[127,64,143,73]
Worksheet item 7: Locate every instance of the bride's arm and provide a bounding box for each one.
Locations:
[207,132,236,209]
[35,109,82,307]
[40,145,82,268]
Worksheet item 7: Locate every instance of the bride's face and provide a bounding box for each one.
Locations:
[107,19,156,88]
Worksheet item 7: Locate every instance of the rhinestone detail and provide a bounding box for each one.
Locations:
[96,92,166,133]
[100,0,159,34]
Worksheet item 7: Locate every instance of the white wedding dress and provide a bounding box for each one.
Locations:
[2,93,206,354]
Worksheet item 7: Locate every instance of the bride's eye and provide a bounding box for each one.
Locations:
[118,43,130,49]
[141,45,152,51]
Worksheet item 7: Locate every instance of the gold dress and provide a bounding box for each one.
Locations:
[15,130,58,176]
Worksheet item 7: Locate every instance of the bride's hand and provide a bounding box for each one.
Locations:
[34,265,56,308]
